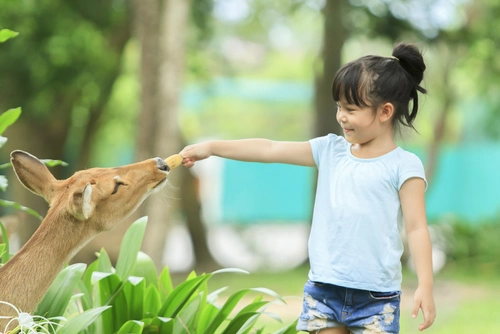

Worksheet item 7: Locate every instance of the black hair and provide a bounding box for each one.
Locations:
[332,43,427,131]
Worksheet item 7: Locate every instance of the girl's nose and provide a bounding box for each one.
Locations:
[337,110,347,123]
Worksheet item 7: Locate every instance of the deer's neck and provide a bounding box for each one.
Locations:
[0,210,95,313]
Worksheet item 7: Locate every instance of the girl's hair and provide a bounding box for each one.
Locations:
[332,43,426,131]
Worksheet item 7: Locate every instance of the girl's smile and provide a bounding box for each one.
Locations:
[342,128,354,134]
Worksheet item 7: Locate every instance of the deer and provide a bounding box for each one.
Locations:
[0,150,182,330]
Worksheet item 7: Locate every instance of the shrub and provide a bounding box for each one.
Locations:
[445,217,500,272]
[16,217,299,334]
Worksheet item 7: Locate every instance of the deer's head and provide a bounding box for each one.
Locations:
[10,150,169,232]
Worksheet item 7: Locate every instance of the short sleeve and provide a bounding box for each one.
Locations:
[309,134,342,168]
[398,152,428,190]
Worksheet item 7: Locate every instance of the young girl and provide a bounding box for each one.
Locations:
[180,43,436,333]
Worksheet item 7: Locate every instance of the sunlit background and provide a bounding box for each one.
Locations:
[1,0,499,332]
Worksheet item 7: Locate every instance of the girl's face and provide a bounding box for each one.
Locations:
[336,99,386,145]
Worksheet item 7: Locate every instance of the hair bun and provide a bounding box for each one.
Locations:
[392,43,426,90]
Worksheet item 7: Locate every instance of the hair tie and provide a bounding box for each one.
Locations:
[391,56,400,61]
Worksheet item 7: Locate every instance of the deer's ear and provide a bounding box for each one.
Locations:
[11,150,57,202]
[70,183,95,220]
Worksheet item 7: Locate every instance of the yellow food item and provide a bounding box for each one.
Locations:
[165,154,183,170]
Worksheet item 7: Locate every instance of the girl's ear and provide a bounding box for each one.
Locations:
[379,102,395,123]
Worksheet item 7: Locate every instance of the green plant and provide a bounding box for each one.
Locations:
[446,218,500,271]
[29,217,298,334]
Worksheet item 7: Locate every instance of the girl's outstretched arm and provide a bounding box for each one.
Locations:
[400,177,436,331]
[180,139,315,167]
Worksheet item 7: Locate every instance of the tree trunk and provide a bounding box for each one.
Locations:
[179,150,220,272]
[134,0,161,163]
[140,0,191,268]
[314,0,347,137]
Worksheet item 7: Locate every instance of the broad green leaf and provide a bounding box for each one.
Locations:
[130,251,158,287]
[194,279,209,329]
[56,306,111,334]
[144,284,161,318]
[237,301,269,315]
[115,216,147,279]
[123,276,145,320]
[235,314,264,334]
[67,293,85,315]
[204,289,251,334]
[159,265,174,300]
[159,273,212,319]
[96,248,113,273]
[234,297,270,334]
[272,319,299,334]
[185,270,198,280]
[197,303,220,334]
[117,320,144,334]
[150,316,174,333]
[262,311,283,323]
[36,263,87,319]
[0,107,21,135]
[97,273,127,333]
[173,294,203,334]
[255,327,266,334]
[211,267,250,275]
[0,175,7,191]
[226,312,260,334]
[250,287,286,304]
[0,200,43,220]
[82,259,99,296]
[0,29,19,43]
[0,221,10,263]
[77,280,93,313]
[91,271,114,285]
[207,287,228,304]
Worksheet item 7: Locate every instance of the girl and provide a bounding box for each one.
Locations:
[180,43,436,333]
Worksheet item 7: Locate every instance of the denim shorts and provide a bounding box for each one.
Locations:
[297,280,401,334]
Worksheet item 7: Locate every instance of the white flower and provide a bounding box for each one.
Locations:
[0,301,66,334]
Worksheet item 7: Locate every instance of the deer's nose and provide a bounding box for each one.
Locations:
[155,157,170,172]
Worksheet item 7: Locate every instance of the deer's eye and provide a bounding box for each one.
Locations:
[112,181,125,195]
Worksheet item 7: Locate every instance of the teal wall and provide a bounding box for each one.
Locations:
[221,160,315,224]
[420,144,500,223]
[220,144,500,225]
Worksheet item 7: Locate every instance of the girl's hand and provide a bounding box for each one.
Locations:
[412,285,436,331]
[179,143,212,168]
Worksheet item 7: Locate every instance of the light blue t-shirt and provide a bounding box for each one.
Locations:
[308,134,427,292]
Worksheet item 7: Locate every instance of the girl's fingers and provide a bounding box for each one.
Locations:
[411,302,420,320]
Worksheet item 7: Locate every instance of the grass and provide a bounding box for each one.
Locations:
[174,264,500,333]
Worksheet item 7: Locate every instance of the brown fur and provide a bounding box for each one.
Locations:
[0,151,169,330]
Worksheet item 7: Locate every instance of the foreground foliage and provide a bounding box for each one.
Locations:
[1,217,299,334]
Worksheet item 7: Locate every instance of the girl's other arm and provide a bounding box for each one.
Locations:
[400,177,436,331]
[180,139,315,168]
